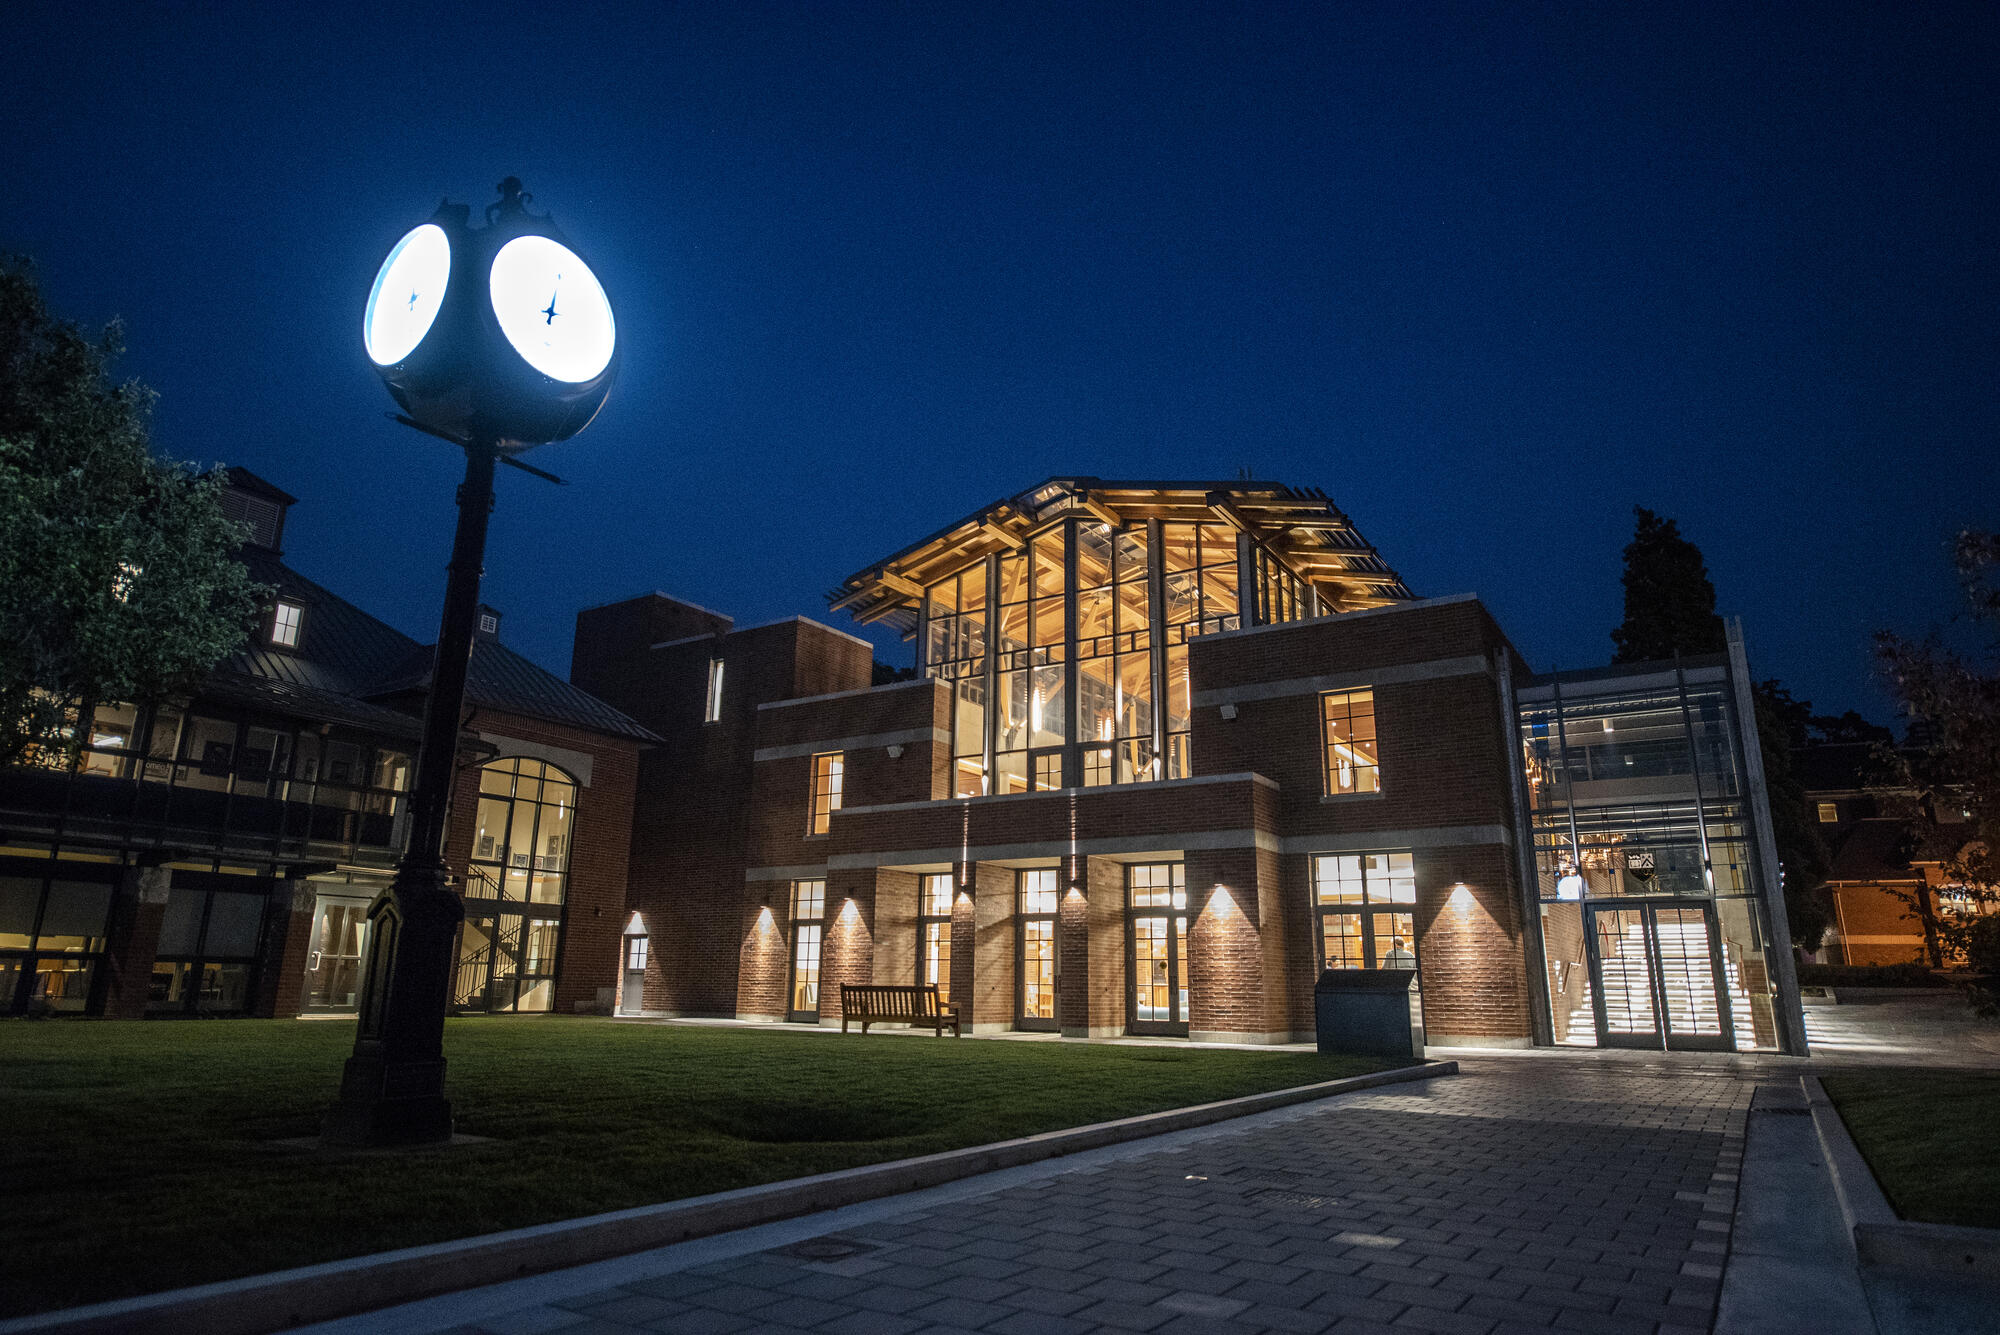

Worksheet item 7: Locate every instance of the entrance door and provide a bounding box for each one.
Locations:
[1127,863,1188,1037]
[1585,900,1733,1051]
[620,935,648,1015]
[300,894,369,1013]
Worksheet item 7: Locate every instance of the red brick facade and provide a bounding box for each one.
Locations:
[577,592,1545,1045]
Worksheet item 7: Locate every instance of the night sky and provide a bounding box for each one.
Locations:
[8,3,1995,721]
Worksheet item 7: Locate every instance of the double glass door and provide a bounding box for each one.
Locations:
[1585,900,1733,1051]
[300,892,370,1013]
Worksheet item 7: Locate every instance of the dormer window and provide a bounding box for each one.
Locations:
[271,600,304,648]
[479,612,498,636]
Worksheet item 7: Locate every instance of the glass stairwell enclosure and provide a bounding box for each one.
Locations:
[1517,659,1790,1052]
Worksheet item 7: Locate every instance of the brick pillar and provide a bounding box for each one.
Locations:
[1085,856,1125,1037]
[1185,847,1273,1042]
[100,865,168,1019]
[820,871,876,1027]
[1058,856,1091,1037]
[1413,845,1533,1047]
[972,862,1015,1033]
[948,878,976,1022]
[251,877,317,1019]
[735,886,789,1021]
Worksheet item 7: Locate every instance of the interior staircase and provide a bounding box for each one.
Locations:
[1563,913,1754,1047]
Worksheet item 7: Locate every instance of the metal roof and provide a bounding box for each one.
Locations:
[828,476,1416,634]
[211,547,656,745]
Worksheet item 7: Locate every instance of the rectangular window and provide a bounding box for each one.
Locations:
[1816,802,1838,823]
[1321,689,1380,795]
[808,752,844,835]
[1312,852,1417,971]
[789,879,825,1017]
[704,658,725,722]
[920,873,954,1002]
[271,600,304,648]
[1018,868,1059,1026]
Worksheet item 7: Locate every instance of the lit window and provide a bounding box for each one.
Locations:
[920,873,954,1002]
[271,601,304,648]
[1816,802,1838,824]
[111,561,142,604]
[789,879,825,1016]
[704,658,725,723]
[1312,852,1416,970]
[1321,689,1379,794]
[808,752,843,835]
[478,612,498,635]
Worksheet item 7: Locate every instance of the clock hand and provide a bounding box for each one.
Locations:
[542,291,559,325]
[408,289,420,310]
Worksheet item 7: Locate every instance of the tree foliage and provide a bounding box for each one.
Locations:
[1874,530,2000,982]
[1610,506,1726,664]
[0,256,263,768]
[1752,679,1833,951]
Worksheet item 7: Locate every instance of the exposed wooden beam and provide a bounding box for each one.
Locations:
[879,571,924,599]
[827,586,874,613]
[1079,495,1122,527]
[978,518,1027,550]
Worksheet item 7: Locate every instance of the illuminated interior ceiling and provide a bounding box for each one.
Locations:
[829,477,1415,633]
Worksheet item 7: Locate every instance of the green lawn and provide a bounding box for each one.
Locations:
[0,1018,1390,1317]
[1820,1068,2000,1230]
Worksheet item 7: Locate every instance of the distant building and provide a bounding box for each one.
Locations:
[1799,742,1990,966]
[577,477,1807,1054]
[0,469,654,1019]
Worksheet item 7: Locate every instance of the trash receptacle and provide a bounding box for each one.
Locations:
[1314,968,1424,1059]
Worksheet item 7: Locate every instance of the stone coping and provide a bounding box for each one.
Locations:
[0,1060,1456,1335]
[1807,1074,2000,1281]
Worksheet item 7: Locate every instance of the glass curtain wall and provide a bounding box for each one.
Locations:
[1521,674,1778,1051]
[924,518,1304,795]
[456,758,575,1013]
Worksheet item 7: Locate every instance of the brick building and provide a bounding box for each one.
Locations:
[0,470,653,1020]
[580,478,1807,1054]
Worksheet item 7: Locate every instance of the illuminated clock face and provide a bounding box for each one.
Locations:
[363,223,451,366]
[488,236,615,383]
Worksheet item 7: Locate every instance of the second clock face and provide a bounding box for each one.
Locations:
[364,223,451,366]
[488,236,615,383]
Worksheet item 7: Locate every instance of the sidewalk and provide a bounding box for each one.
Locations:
[298,1056,1772,1335]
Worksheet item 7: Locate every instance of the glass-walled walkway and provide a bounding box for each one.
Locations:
[1517,657,1790,1053]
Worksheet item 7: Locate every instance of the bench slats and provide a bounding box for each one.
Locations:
[839,983,962,1037]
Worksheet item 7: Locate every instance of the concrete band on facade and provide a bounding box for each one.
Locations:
[574,479,1807,1055]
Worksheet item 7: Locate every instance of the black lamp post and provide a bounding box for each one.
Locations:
[323,179,618,1146]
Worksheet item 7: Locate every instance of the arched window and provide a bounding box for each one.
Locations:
[454,758,576,1013]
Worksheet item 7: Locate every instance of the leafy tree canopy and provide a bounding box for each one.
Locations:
[1610,506,1726,664]
[0,256,263,767]
[1874,530,2000,973]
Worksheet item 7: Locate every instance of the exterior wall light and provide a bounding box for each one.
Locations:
[886,744,904,758]
[1220,703,1239,721]
[1447,882,1476,914]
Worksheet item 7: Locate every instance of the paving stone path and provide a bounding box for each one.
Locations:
[407,1059,1763,1335]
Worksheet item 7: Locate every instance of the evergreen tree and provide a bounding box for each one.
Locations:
[0,256,263,767]
[1610,506,1725,664]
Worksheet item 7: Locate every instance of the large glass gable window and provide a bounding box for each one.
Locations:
[457,758,576,1013]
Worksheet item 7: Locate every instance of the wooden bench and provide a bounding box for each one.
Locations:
[840,983,962,1037]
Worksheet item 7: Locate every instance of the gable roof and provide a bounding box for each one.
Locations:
[370,639,660,744]
[1826,818,1920,883]
[213,546,655,745]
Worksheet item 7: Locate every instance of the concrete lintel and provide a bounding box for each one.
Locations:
[754,728,948,763]
[1276,824,1514,855]
[829,828,1279,871]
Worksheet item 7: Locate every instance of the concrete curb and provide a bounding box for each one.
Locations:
[1807,1074,2000,1282]
[0,1060,1455,1335]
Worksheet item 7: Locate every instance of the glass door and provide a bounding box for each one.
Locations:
[300,893,370,1013]
[1584,900,1733,1051]
[1127,863,1187,1036]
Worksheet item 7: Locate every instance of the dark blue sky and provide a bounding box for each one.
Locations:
[8,3,1995,720]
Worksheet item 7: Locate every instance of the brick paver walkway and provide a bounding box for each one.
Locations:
[404,1058,1763,1335]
